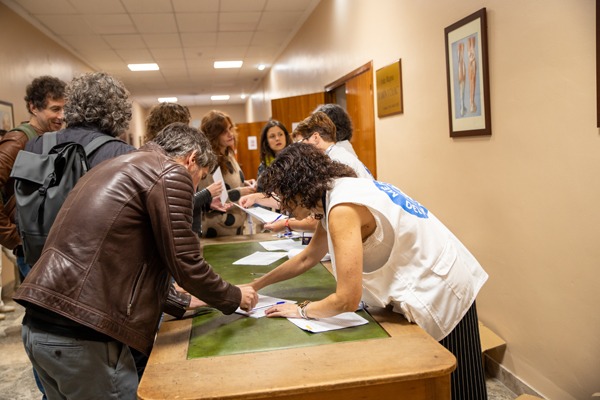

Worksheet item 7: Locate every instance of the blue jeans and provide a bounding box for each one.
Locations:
[16,255,32,280]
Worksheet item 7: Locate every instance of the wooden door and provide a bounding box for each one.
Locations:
[235,121,266,181]
[345,66,377,178]
[271,92,325,135]
[326,62,377,178]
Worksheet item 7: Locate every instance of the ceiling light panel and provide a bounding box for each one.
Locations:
[128,63,160,71]
[214,61,243,69]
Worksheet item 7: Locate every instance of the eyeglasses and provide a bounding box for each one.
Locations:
[295,132,316,143]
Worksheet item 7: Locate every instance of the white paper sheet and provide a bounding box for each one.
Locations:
[259,239,305,252]
[235,295,296,318]
[212,167,228,204]
[233,204,286,223]
[232,251,288,265]
[287,312,368,333]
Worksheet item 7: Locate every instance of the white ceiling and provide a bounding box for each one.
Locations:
[1,0,321,107]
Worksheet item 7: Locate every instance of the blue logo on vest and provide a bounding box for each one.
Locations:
[373,181,429,218]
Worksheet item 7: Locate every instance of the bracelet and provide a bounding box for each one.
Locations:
[284,218,291,231]
[297,300,312,319]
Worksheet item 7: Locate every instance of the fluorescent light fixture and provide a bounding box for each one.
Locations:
[257,64,266,71]
[214,61,243,69]
[211,95,230,101]
[158,97,178,103]
[128,63,159,71]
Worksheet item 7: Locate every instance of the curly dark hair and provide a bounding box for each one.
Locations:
[64,72,131,137]
[152,122,216,170]
[260,143,356,212]
[200,110,235,171]
[24,76,66,114]
[314,103,353,141]
[259,120,291,165]
[145,103,191,143]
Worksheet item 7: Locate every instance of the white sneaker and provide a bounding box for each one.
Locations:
[0,305,15,313]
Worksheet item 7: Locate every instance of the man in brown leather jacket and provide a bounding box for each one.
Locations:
[14,122,258,399]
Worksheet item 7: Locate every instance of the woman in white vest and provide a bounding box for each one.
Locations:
[250,143,489,400]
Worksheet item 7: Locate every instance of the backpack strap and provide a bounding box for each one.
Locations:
[42,131,59,154]
[84,135,123,157]
[10,123,38,141]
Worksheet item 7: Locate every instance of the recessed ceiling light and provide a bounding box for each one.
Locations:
[128,63,159,71]
[158,97,177,103]
[214,61,243,69]
[240,94,246,99]
[211,95,230,101]
[257,64,266,71]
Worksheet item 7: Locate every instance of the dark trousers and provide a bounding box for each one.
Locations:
[439,301,488,400]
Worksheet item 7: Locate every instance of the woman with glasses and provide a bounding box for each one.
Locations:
[248,142,489,400]
[198,110,256,237]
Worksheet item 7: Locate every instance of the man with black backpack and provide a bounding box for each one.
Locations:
[13,72,136,271]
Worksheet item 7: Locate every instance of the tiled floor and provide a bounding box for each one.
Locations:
[0,298,518,400]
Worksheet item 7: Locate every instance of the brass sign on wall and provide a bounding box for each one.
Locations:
[376,59,403,117]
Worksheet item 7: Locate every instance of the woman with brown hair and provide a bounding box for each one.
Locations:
[199,110,256,237]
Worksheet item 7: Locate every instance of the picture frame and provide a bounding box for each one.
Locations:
[0,100,14,131]
[444,8,491,137]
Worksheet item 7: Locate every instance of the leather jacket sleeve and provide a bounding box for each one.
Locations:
[148,164,241,314]
[163,283,191,318]
[192,188,212,235]
[0,131,28,249]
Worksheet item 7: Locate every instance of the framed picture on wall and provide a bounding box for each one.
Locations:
[444,8,491,137]
[0,100,14,131]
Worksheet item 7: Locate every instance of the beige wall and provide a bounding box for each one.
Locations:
[0,3,91,124]
[247,1,599,399]
[187,104,246,127]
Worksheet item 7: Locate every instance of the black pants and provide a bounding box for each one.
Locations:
[439,301,488,400]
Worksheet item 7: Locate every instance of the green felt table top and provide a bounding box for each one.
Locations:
[187,240,389,359]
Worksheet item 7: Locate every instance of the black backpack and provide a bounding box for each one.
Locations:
[10,131,120,264]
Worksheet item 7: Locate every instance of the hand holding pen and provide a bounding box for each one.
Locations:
[265,214,288,233]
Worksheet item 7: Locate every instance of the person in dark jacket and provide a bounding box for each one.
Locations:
[14,122,258,400]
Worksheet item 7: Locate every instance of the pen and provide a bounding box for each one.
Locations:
[270,214,284,223]
[252,301,285,311]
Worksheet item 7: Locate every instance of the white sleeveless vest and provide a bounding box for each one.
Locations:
[324,178,488,340]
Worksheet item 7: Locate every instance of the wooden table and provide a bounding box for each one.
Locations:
[137,234,456,400]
